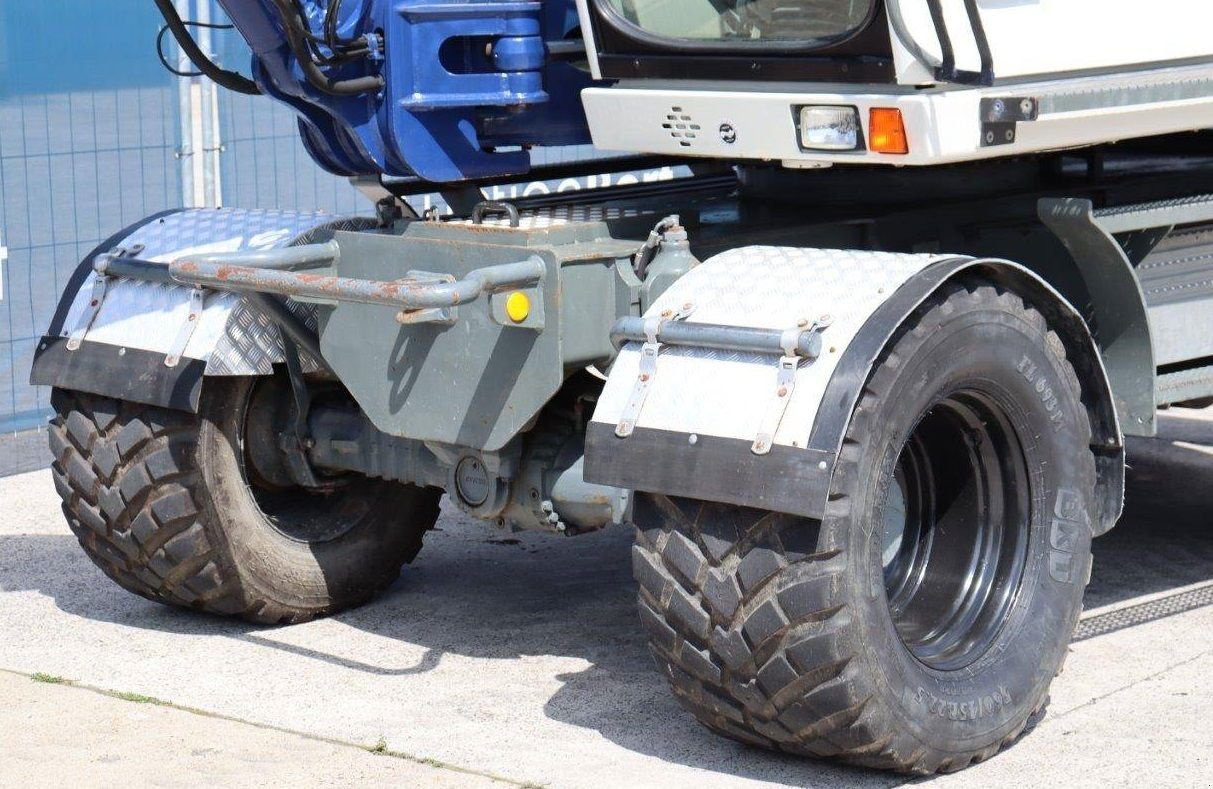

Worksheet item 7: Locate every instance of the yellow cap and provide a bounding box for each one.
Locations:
[505,291,530,323]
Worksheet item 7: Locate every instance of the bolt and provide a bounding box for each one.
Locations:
[639,373,650,382]
[818,461,828,471]
[754,441,766,451]
[688,433,698,445]
[992,99,1005,115]
[117,347,126,356]
[89,299,99,307]
[797,318,809,328]
[777,386,788,397]
[661,309,673,318]
[682,302,693,312]
[188,314,196,321]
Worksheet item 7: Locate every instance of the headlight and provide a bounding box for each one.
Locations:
[798,106,861,151]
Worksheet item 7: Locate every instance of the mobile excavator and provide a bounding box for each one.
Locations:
[32,0,1213,772]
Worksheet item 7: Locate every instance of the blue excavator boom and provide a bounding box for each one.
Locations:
[206,0,595,182]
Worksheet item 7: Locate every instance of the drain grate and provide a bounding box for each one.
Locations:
[1075,582,1213,641]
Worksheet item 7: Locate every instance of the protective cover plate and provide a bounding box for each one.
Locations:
[591,246,943,448]
[56,209,354,374]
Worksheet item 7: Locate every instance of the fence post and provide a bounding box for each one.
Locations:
[175,0,224,208]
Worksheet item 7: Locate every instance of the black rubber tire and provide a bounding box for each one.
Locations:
[633,282,1096,773]
[49,379,442,624]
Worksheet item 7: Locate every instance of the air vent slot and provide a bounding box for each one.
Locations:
[661,106,700,147]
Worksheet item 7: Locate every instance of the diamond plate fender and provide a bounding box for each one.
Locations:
[585,246,1124,535]
[31,208,373,411]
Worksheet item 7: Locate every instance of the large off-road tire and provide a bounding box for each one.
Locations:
[49,378,441,624]
[633,282,1096,772]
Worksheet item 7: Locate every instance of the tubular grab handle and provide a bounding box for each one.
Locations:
[95,242,546,311]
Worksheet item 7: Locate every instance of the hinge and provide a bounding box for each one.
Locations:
[752,317,832,455]
[615,303,695,438]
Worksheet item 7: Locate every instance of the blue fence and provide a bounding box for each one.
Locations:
[0,2,183,438]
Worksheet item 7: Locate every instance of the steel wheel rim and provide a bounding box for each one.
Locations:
[880,389,1032,671]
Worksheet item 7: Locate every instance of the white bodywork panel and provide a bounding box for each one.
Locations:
[591,246,942,448]
[583,60,1213,168]
[892,1,1213,84]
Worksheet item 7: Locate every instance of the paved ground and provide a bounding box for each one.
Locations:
[2,413,1212,788]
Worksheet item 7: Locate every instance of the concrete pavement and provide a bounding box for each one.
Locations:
[0,670,506,788]
[1,412,1212,788]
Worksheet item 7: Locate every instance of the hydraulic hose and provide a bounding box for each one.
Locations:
[268,0,385,96]
[152,0,262,95]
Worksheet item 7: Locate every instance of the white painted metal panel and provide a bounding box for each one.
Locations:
[892,1,1213,84]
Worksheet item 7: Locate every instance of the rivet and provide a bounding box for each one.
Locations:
[639,373,650,382]
[817,461,828,471]
[688,433,699,445]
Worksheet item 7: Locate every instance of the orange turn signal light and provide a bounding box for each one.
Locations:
[869,108,909,155]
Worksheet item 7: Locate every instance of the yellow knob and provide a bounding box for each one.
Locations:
[505,291,530,323]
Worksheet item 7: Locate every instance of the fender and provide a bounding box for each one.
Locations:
[585,246,1124,536]
[30,208,372,412]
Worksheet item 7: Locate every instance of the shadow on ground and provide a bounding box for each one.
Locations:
[2,416,1212,787]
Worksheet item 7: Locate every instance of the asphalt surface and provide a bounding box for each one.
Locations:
[2,412,1212,788]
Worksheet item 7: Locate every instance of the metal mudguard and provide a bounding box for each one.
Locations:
[30,209,371,411]
[585,246,1125,535]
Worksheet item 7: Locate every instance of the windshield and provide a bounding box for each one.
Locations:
[602,0,874,43]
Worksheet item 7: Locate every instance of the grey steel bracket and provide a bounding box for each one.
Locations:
[615,303,695,438]
[65,271,109,351]
[164,287,206,368]
[752,317,833,455]
[396,271,457,325]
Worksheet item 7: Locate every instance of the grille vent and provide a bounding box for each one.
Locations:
[661,106,700,147]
